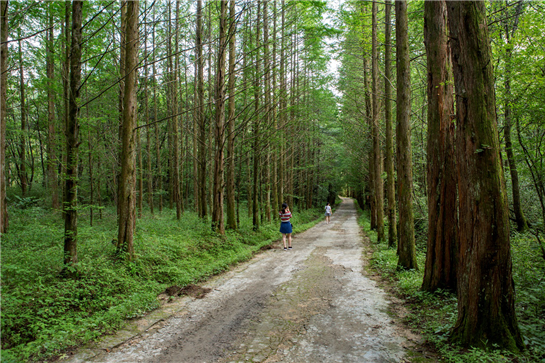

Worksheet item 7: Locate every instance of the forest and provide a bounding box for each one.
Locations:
[0,0,544,362]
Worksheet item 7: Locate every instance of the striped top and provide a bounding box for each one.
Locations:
[279,211,292,223]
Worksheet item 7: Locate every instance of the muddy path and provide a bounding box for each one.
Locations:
[70,198,414,362]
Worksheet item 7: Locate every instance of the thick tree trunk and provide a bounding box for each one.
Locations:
[395,0,417,270]
[372,0,384,242]
[263,0,271,222]
[170,1,181,220]
[446,1,524,352]
[384,0,397,248]
[225,0,237,230]
[212,0,227,234]
[196,0,207,219]
[422,0,457,292]
[117,0,139,260]
[47,7,59,209]
[0,1,8,233]
[63,0,83,269]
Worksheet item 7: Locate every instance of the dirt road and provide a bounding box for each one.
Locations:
[72,198,412,362]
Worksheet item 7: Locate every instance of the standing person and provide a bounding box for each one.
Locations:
[325,202,332,224]
[279,203,293,250]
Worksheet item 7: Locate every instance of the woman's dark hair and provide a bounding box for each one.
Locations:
[281,203,288,214]
[326,202,330,206]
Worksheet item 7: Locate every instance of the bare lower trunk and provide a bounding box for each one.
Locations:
[372,0,384,242]
[63,0,83,270]
[447,1,524,351]
[384,0,396,248]
[117,0,139,260]
[395,0,417,270]
[225,0,237,230]
[422,0,457,292]
[0,1,8,233]
[212,0,227,234]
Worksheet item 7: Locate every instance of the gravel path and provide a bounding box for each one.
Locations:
[68,198,411,363]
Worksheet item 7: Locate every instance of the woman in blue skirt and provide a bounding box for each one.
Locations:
[279,203,293,250]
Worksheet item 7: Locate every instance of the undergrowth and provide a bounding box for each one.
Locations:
[1,203,323,362]
[357,207,545,363]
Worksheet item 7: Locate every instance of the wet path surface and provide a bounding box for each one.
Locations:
[70,198,409,362]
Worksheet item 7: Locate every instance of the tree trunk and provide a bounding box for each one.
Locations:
[18,31,28,196]
[252,1,262,231]
[212,0,227,234]
[226,0,237,230]
[363,55,375,228]
[384,0,397,248]
[504,44,527,232]
[372,0,384,242]
[446,1,524,352]
[116,0,127,217]
[395,0,417,270]
[46,6,59,209]
[278,0,286,207]
[422,0,457,292]
[196,0,207,219]
[144,4,153,215]
[0,0,8,233]
[117,0,139,260]
[63,0,83,270]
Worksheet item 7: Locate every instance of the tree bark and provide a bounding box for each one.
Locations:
[225,0,237,230]
[63,0,83,270]
[212,0,227,234]
[0,1,8,233]
[384,0,397,248]
[196,0,207,219]
[503,25,527,232]
[446,1,524,351]
[422,0,457,292]
[395,0,417,270]
[117,0,139,260]
[372,0,384,242]
[252,1,262,231]
[47,6,59,209]
[18,31,28,196]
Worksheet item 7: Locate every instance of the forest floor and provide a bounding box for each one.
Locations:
[63,198,430,363]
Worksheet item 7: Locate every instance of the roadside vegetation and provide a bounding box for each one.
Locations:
[358,208,545,363]
[1,196,324,362]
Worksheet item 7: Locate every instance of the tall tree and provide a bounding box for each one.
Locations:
[252,1,262,231]
[212,0,228,234]
[371,0,384,242]
[395,0,417,270]
[384,0,396,248]
[196,0,207,219]
[225,0,237,230]
[447,0,524,351]
[117,0,139,260]
[63,0,84,270]
[46,5,59,209]
[0,0,8,234]
[17,30,28,196]
[422,0,457,292]
[502,2,527,232]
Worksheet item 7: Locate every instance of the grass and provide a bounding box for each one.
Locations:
[1,202,324,362]
[357,207,545,363]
